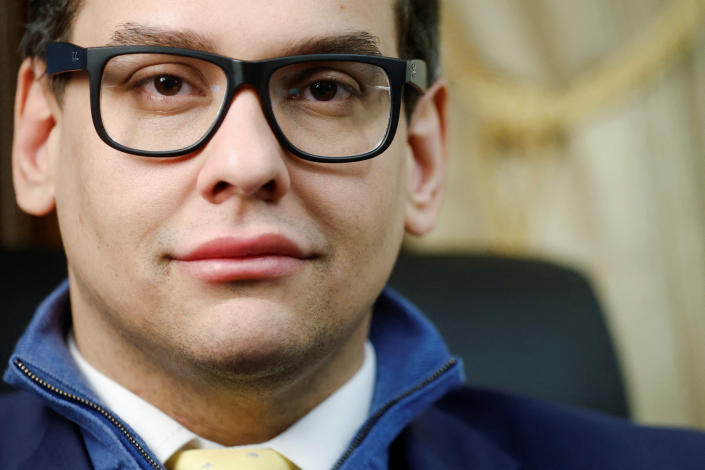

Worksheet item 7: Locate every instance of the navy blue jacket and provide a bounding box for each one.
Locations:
[3,281,705,469]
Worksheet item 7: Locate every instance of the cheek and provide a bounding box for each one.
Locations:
[56,139,138,252]
[291,137,410,284]
[53,95,191,276]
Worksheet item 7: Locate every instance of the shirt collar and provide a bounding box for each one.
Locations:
[68,332,376,470]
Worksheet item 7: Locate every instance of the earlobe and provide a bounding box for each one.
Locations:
[404,80,448,236]
[12,58,59,216]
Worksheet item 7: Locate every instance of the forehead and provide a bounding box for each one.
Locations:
[71,0,399,59]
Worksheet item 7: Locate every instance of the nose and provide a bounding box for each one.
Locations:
[196,88,291,204]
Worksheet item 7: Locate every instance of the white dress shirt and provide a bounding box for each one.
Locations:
[68,333,376,470]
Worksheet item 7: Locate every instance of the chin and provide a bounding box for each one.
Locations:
[191,344,320,387]
[177,316,321,383]
[160,290,343,383]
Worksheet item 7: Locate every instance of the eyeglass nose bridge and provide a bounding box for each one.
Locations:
[223,59,271,97]
[212,59,286,148]
[227,59,247,89]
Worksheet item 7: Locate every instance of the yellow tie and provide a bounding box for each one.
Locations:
[165,447,299,470]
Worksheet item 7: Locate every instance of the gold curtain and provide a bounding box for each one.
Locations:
[415,0,705,428]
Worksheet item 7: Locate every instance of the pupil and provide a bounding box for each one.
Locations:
[310,81,337,101]
[154,75,182,96]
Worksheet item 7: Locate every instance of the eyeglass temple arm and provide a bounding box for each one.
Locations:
[46,42,87,75]
[405,59,428,93]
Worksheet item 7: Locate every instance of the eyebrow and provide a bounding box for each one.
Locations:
[107,23,383,57]
[279,32,383,57]
[107,23,217,51]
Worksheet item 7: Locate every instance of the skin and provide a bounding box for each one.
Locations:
[13,0,447,446]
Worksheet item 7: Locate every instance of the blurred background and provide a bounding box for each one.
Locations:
[1,0,705,429]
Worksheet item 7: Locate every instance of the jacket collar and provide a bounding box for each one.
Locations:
[4,280,159,470]
[4,281,512,469]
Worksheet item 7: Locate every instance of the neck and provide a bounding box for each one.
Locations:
[147,340,367,445]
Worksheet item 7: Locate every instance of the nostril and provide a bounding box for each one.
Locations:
[208,179,279,200]
[261,180,277,194]
[212,181,229,196]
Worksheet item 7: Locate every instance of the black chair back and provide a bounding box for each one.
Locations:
[389,252,629,418]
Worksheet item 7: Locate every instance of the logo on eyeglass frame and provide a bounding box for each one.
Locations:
[410,63,417,77]
[71,51,79,64]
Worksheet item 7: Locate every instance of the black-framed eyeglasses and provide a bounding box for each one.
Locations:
[46,42,427,163]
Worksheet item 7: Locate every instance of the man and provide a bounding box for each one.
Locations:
[2,0,705,469]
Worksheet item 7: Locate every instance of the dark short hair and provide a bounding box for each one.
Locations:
[20,0,439,113]
[19,0,83,61]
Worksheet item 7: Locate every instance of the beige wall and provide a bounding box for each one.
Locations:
[410,0,705,428]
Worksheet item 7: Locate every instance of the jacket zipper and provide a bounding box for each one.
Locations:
[13,359,164,470]
[331,357,458,470]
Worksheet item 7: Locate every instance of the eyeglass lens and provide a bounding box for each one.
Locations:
[99,53,392,158]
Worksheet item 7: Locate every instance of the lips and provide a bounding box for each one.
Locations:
[172,234,311,282]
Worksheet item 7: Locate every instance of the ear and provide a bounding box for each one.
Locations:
[404,79,448,236]
[12,58,59,216]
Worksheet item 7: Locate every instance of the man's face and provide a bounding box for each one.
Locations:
[22,0,443,383]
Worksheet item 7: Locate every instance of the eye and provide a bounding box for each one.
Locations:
[309,80,339,101]
[153,75,184,96]
[287,79,356,103]
[139,74,196,98]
